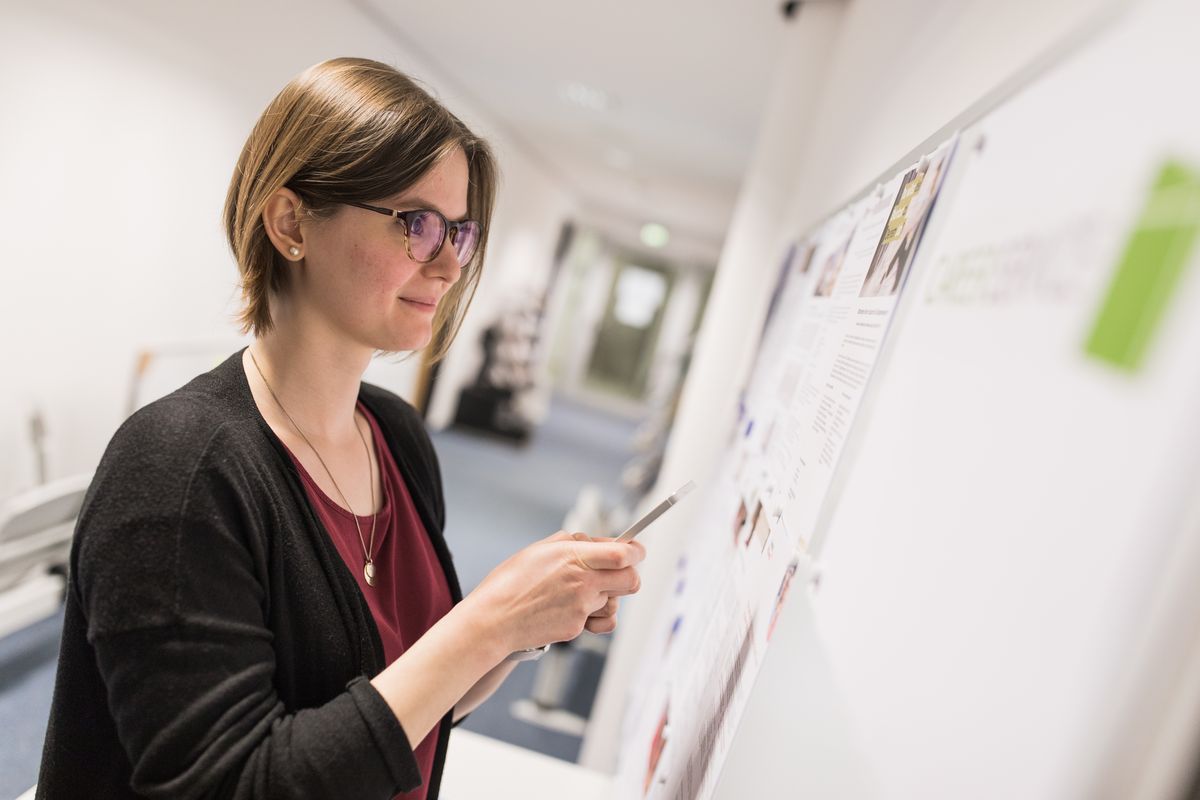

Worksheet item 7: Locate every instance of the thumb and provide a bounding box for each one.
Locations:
[545,530,590,543]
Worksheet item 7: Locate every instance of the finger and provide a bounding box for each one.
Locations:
[595,566,641,597]
[588,593,610,614]
[588,596,619,618]
[571,542,645,570]
[585,613,618,635]
[584,535,647,566]
[625,540,647,563]
[571,545,597,571]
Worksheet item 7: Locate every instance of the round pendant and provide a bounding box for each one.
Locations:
[364,560,376,586]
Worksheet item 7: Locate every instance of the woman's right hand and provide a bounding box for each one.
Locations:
[462,531,647,655]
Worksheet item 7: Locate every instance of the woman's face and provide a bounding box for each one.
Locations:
[292,146,470,352]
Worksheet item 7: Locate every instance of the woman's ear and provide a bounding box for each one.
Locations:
[262,187,306,261]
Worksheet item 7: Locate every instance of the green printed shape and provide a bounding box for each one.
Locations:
[1086,160,1200,371]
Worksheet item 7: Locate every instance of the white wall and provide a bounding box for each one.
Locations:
[583,0,1130,778]
[782,0,1126,233]
[0,0,577,501]
[642,267,704,412]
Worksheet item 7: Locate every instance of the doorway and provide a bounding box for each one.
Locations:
[584,261,673,399]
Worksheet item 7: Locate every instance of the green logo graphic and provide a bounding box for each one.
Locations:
[1085,160,1200,371]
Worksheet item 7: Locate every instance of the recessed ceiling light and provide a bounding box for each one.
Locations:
[640,223,670,248]
[561,81,613,112]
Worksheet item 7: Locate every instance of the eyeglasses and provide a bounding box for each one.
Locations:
[345,202,482,266]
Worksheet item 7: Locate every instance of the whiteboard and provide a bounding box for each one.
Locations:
[621,0,1200,796]
[810,0,1200,793]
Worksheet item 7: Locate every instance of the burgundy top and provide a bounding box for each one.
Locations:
[281,400,454,800]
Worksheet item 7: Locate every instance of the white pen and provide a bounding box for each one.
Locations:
[616,481,697,543]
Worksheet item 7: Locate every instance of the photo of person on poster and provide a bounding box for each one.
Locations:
[813,236,853,297]
[860,149,950,297]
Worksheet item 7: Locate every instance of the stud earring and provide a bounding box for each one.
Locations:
[288,246,301,257]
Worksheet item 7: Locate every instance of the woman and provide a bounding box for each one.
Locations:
[36,57,645,799]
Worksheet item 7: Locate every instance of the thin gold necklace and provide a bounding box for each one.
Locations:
[249,348,380,587]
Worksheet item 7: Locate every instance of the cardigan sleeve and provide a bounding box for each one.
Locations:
[74,410,423,800]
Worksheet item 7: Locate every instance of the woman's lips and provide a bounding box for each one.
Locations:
[400,297,437,312]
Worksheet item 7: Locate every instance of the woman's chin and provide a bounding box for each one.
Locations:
[383,328,433,353]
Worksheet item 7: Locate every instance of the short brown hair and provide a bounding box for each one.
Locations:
[223,57,497,362]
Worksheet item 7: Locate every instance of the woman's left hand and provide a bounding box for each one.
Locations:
[567,533,629,635]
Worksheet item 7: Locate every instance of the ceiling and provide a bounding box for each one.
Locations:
[354,0,790,265]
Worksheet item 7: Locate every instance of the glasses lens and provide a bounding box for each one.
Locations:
[406,210,446,261]
[452,221,481,265]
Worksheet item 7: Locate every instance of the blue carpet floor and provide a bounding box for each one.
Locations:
[0,393,637,797]
[0,608,63,799]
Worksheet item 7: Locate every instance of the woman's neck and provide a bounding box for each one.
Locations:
[245,311,373,447]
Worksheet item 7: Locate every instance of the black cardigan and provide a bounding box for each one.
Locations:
[36,348,466,799]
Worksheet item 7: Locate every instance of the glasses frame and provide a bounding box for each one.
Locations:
[345,201,481,266]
